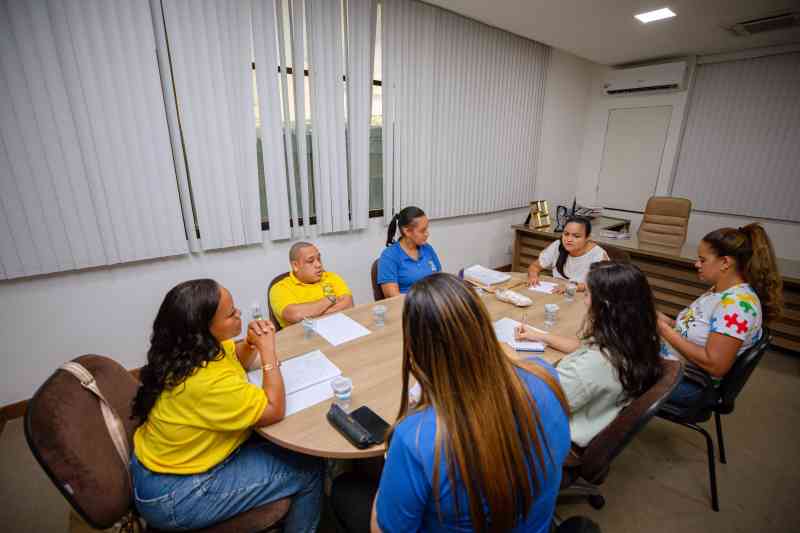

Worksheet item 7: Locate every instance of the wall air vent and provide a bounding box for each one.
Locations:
[728,12,800,36]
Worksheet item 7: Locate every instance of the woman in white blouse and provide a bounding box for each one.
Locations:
[527,216,608,293]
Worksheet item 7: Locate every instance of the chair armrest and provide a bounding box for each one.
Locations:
[683,363,713,388]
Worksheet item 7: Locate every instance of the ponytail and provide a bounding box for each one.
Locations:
[386,206,426,247]
[702,224,783,322]
[555,216,592,279]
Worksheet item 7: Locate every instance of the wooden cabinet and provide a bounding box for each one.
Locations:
[511,224,800,353]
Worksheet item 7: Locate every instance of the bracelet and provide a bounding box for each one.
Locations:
[262,360,281,372]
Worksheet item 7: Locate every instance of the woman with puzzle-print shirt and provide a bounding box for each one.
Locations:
[658,224,783,407]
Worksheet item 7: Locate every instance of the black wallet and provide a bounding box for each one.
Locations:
[327,404,389,449]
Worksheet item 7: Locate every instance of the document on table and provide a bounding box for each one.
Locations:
[528,281,559,294]
[493,317,546,352]
[313,313,371,346]
[247,350,342,416]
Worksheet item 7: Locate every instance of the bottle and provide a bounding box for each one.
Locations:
[251,302,264,322]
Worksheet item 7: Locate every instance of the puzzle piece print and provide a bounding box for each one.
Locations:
[723,313,749,334]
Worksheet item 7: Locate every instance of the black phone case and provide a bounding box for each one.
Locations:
[327,404,373,449]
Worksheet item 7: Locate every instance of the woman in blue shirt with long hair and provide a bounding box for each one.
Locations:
[377,206,442,297]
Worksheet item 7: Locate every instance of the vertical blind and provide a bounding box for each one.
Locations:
[381,0,550,220]
[673,52,800,222]
[0,0,186,280]
[162,0,263,250]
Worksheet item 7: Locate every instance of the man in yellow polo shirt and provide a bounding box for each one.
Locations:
[270,241,354,328]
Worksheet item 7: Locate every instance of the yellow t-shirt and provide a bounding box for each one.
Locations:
[269,271,352,328]
[133,339,267,474]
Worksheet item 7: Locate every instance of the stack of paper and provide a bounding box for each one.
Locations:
[313,313,371,346]
[247,350,342,416]
[463,265,511,286]
[529,280,559,294]
[493,318,545,352]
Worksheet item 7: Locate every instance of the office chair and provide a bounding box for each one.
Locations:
[370,260,385,301]
[657,328,772,511]
[560,358,683,509]
[268,272,291,331]
[637,196,692,247]
[24,355,290,532]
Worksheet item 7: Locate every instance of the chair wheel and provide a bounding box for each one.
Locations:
[588,494,605,509]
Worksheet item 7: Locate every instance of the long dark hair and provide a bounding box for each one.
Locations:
[581,262,662,401]
[702,224,783,322]
[393,273,567,531]
[555,216,592,278]
[386,206,426,247]
[131,279,224,422]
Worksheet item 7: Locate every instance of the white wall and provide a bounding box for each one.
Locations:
[536,48,593,208]
[0,208,532,405]
[575,63,800,260]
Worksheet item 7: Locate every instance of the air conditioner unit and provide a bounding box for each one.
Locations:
[603,61,688,96]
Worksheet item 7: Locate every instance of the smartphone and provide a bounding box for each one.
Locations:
[350,405,391,444]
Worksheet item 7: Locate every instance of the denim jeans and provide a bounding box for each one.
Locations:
[667,377,707,407]
[130,436,323,532]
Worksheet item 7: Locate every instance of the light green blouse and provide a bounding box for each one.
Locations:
[556,344,626,447]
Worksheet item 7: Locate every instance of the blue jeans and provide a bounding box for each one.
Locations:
[668,377,707,407]
[131,436,323,532]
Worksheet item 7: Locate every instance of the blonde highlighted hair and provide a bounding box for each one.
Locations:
[702,223,783,322]
[392,273,567,532]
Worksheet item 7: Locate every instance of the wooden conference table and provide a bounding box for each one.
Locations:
[257,273,586,459]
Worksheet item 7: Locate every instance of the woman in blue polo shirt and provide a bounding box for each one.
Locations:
[377,206,442,298]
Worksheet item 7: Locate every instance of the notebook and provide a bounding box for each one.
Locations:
[493,318,546,352]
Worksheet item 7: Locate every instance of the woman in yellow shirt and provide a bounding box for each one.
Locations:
[130,279,322,532]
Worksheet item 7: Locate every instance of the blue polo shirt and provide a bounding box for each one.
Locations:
[377,242,442,294]
[375,361,570,532]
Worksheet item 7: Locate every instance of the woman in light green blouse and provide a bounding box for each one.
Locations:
[516,261,663,447]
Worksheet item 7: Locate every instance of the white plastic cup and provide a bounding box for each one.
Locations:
[373,305,387,327]
[302,318,315,340]
[331,376,353,411]
[565,283,577,302]
[544,303,559,330]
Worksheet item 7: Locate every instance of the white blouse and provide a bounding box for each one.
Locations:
[538,241,608,282]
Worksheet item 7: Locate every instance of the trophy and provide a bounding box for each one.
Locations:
[527,200,551,228]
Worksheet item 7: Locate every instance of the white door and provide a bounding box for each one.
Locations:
[597,105,672,211]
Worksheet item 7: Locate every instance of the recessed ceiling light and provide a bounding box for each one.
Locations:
[635,7,676,24]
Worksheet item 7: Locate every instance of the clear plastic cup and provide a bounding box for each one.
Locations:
[373,305,387,327]
[543,303,559,330]
[331,376,353,411]
[565,282,577,302]
[302,318,315,340]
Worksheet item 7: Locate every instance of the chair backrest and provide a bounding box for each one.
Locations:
[579,358,683,483]
[638,196,692,247]
[716,327,771,414]
[371,259,385,301]
[267,271,291,331]
[24,355,141,529]
[601,243,631,263]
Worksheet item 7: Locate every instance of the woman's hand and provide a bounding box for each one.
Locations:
[515,324,546,342]
[552,284,566,295]
[656,311,675,327]
[527,268,540,287]
[656,318,674,338]
[247,319,276,351]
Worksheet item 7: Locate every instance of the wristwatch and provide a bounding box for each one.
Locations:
[327,294,337,304]
[262,360,281,372]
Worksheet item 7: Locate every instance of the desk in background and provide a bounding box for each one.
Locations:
[511,223,800,353]
[258,273,585,459]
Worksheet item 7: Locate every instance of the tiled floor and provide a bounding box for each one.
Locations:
[2,350,798,532]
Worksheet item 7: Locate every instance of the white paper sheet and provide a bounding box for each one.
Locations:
[494,317,546,352]
[313,313,371,346]
[247,350,342,415]
[528,281,559,294]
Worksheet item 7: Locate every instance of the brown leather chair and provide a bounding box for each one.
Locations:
[637,196,692,247]
[600,243,631,263]
[268,272,291,331]
[24,355,290,532]
[560,358,683,509]
[370,259,385,301]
